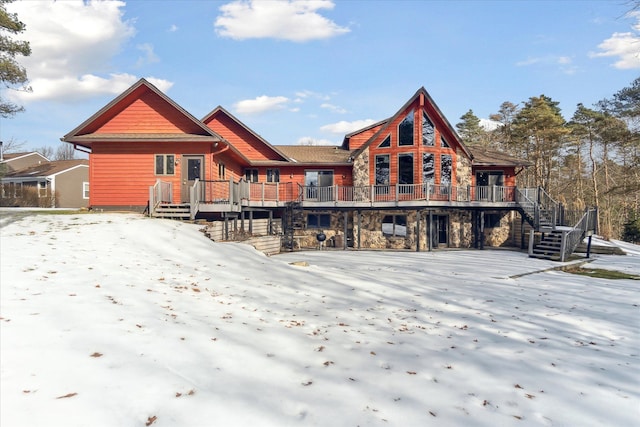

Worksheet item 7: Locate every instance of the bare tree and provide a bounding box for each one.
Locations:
[36,146,54,159]
[54,143,76,160]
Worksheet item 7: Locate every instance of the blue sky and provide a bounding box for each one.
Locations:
[2,0,639,154]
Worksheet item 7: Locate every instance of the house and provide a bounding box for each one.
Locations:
[0,151,49,172]
[62,79,596,259]
[1,157,89,208]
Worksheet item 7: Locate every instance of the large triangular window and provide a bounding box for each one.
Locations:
[378,134,391,148]
[422,112,435,146]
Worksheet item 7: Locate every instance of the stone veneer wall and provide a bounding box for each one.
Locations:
[484,211,514,247]
[352,148,370,188]
[456,148,472,188]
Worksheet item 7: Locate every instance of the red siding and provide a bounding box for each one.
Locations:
[89,141,215,207]
[95,91,204,135]
[205,115,283,161]
[347,123,384,150]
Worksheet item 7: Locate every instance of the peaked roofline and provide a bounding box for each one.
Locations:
[202,106,292,163]
[61,78,224,147]
[0,151,50,163]
[350,87,473,160]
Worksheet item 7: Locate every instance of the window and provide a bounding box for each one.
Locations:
[398,153,414,185]
[218,163,226,179]
[155,154,175,175]
[440,135,450,148]
[398,110,414,146]
[422,112,435,146]
[422,153,435,184]
[83,182,90,199]
[382,215,407,237]
[441,154,452,184]
[267,169,280,183]
[307,213,331,228]
[37,181,48,198]
[378,134,391,148]
[245,169,258,182]
[375,155,390,185]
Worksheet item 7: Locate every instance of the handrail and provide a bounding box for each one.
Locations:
[559,208,598,262]
[190,178,200,220]
[149,179,172,216]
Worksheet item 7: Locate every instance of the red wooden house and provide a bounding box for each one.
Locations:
[62,79,596,258]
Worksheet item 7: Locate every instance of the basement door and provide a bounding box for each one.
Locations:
[430,215,448,248]
[181,155,204,203]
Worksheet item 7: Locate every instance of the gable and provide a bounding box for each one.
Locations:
[62,79,221,148]
[203,107,290,162]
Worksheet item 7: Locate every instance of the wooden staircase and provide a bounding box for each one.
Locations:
[152,203,191,220]
[530,230,564,261]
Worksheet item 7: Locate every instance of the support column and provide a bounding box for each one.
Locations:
[416,210,421,252]
[428,211,433,252]
[249,210,253,235]
[343,211,348,250]
[479,211,485,250]
[268,210,273,235]
[240,211,245,233]
[357,210,361,250]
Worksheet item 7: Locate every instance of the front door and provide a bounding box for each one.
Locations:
[181,155,204,203]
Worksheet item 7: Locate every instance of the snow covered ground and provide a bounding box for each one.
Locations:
[1,212,638,427]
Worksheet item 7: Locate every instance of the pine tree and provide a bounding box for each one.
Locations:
[0,0,31,118]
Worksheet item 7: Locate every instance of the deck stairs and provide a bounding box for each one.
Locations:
[517,188,598,261]
[530,230,565,261]
[152,203,191,220]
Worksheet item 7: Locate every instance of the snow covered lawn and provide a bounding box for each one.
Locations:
[1,212,638,426]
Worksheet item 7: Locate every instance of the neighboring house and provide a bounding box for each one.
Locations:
[62,79,596,259]
[1,158,89,208]
[0,151,49,172]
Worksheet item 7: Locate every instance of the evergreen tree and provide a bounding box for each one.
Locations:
[0,0,31,118]
[456,110,485,146]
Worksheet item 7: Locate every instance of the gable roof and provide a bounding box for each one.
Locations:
[273,145,352,164]
[468,147,532,167]
[341,118,389,149]
[0,151,50,163]
[349,87,473,159]
[202,106,292,163]
[61,79,223,149]
[2,159,88,179]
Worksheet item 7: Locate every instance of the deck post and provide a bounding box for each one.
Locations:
[480,211,485,250]
[240,211,245,233]
[357,209,361,250]
[268,210,273,234]
[343,211,348,249]
[224,216,229,240]
[416,210,421,252]
[428,211,433,252]
[229,178,234,205]
[249,210,253,235]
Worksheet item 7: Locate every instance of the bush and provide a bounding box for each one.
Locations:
[622,215,640,244]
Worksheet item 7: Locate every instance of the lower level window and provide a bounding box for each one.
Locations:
[83,182,90,199]
[307,213,331,228]
[382,215,407,237]
[155,154,175,175]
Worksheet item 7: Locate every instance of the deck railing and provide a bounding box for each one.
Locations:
[193,181,518,205]
[559,208,598,262]
[148,179,172,215]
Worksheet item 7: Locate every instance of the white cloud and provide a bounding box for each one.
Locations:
[479,118,500,131]
[296,136,338,145]
[214,0,350,42]
[135,43,160,68]
[589,13,640,69]
[320,119,377,134]
[5,1,171,103]
[320,103,347,114]
[169,24,179,32]
[234,95,290,114]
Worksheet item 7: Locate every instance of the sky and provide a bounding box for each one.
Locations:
[1,211,639,426]
[1,0,639,155]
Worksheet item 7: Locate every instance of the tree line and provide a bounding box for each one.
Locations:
[455,78,640,242]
